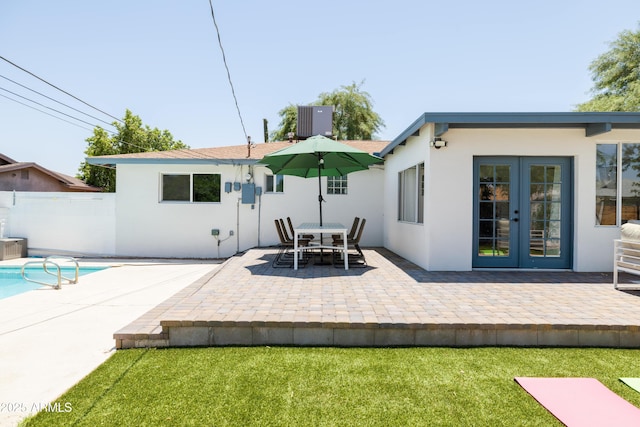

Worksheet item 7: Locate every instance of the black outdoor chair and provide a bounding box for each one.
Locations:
[332,218,367,267]
[273,219,310,268]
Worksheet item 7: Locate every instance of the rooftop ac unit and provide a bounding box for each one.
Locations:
[297,106,333,139]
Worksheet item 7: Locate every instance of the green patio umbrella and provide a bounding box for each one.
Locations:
[258,135,384,226]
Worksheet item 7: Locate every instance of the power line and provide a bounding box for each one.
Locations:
[0,92,213,160]
[0,55,123,123]
[0,58,218,162]
[0,74,116,128]
[0,85,212,159]
[0,93,94,132]
[0,85,104,129]
[0,92,211,160]
[207,1,248,142]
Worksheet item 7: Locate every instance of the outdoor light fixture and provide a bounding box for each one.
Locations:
[430,137,447,149]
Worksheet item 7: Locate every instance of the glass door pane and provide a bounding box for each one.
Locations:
[478,165,511,256]
[528,164,562,257]
[473,157,519,268]
[520,157,572,269]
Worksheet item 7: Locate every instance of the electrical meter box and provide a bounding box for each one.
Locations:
[242,183,255,204]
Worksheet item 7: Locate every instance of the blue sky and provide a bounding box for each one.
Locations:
[1,1,640,176]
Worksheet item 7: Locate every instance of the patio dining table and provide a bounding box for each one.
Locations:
[293,222,349,270]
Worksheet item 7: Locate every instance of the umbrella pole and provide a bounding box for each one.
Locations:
[316,157,330,265]
[318,181,323,228]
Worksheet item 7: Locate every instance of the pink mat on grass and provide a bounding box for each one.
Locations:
[515,377,640,427]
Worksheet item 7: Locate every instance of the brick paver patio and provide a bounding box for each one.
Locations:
[114,248,640,349]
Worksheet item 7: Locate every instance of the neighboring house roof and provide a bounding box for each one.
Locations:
[380,112,640,157]
[0,154,101,192]
[86,140,389,168]
[0,153,18,164]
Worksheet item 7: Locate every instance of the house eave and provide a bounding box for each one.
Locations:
[380,112,640,157]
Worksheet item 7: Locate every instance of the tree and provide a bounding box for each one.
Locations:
[270,104,297,141]
[576,26,640,111]
[79,109,188,192]
[270,81,385,141]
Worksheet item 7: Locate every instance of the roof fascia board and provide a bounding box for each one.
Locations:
[86,158,259,167]
[379,113,428,157]
[421,112,640,125]
[0,153,17,164]
[380,112,640,157]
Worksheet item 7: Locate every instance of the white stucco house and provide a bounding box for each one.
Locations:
[87,140,387,260]
[381,112,640,272]
[84,111,640,273]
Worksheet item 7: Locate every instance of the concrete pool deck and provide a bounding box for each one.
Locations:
[0,257,220,427]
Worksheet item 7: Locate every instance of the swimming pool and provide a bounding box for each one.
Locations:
[0,266,107,300]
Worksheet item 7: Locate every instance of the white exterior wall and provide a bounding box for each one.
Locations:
[0,191,115,256]
[0,163,383,260]
[384,125,637,272]
[115,162,384,259]
[256,165,385,249]
[383,134,430,268]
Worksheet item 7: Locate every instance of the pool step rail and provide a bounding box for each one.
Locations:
[21,256,79,289]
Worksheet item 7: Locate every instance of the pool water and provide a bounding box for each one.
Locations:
[0,266,107,300]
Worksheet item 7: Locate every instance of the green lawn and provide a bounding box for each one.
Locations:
[22,347,640,426]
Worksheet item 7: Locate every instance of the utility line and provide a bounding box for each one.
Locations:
[0,74,116,128]
[0,90,164,156]
[0,85,102,129]
[0,93,195,160]
[0,93,94,132]
[0,57,218,161]
[0,85,195,158]
[1,86,212,159]
[0,55,123,123]
[0,93,210,160]
[207,1,248,142]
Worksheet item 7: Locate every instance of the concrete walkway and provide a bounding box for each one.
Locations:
[0,258,219,427]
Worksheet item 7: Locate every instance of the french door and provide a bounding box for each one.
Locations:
[473,157,573,269]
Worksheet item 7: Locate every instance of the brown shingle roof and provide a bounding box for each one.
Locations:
[92,140,389,162]
[0,158,101,192]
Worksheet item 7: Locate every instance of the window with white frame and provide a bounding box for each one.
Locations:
[398,163,424,223]
[265,174,284,193]
[161,173,221,202]
[596,142,640,225]
[327,175,348,195]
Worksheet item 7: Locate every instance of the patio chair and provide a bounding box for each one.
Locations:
[332,218,367,267]
[332,217,359,244]
[273,219,310,268]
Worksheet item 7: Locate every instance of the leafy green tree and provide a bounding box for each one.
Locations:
[317,81,384,140]
[271,81,385,141]
[270,104,298,141]
[79,109,188,192]
[576,26,640,111]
